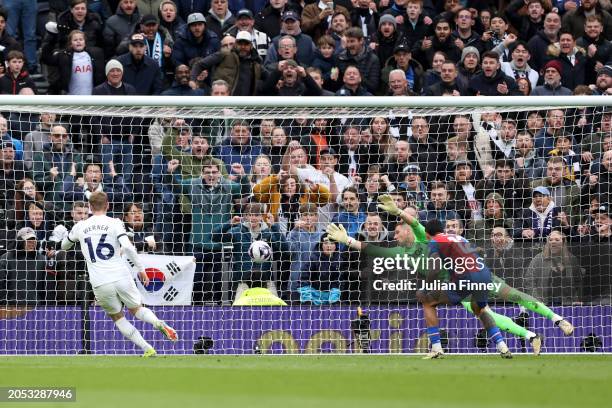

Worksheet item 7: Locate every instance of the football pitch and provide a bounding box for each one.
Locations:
[0,355,610,408]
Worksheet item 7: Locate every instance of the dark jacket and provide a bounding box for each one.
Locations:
[380,56,425,95]
[527,30,556,72]
[505,0,543,41]
[531,82,573,96]
[161,82,206,96]
[40,45,106,94]
[0,249,48,306]
[418,202,460,224]
[335,84,373,96]
[0,30,22,64]
[468,70,521,96]
[92,81,137,95]
[577,35,612,85]
[550,51,587,90]
[562,5,612,41]
[371,29,403,72]
[194,47,262,96]
[265,32,316,68]
[205,11,236,38]
[424,79,465,96]
[0,160,27,212]
[103,5,141,57]
[258,66,321,96]
[412,35,461,70]
[400,14,430,47]
[304,239,345,291]
[116,52,164,95]
[32,143,82,210]
[255,5,285,39]
[171,27,220,66]
[514,202,561,241]
[53,8,104,49]
[174,0,208,21]
[334,46,381,94]
[475,176,531,219]
[0,71,37,95]
[452,30,484,54]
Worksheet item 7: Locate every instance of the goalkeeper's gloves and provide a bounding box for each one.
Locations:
[326,223,350,245]
[377,194,401,216]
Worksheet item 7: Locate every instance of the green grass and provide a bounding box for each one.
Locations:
[0,355,610,408]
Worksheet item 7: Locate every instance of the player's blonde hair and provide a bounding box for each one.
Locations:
[89,191,108,211]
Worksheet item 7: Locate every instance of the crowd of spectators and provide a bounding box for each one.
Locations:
[0,0,608,97]
[0,0,611,307]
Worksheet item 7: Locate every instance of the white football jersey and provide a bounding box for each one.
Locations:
[67,215,132,288]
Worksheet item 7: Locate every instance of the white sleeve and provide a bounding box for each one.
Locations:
[116,220,144,273]
[60,228,77,251]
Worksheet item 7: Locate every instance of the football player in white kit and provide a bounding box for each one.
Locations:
[60,191,177,356]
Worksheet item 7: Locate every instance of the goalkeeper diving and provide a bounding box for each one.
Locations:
[326,194,575,356]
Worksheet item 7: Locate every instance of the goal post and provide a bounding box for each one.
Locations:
[0,95,610,355]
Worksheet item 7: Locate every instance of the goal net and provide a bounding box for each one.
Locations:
[0,95,610,355]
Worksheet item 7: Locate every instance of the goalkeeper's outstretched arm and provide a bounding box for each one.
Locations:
[325,223,364,251]
[377,194,416,224]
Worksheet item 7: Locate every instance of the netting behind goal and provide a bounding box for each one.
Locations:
[0,96,610,355]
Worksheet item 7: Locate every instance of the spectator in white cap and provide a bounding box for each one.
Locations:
[92,59,137,95]
[171,12,220,66]
[225,8,271,58]
[190,30,261,95]
[0,226,48,308]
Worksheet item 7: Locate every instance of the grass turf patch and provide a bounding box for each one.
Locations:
[0,355,610,408]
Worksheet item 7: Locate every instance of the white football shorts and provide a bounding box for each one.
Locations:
[93,277,142,314]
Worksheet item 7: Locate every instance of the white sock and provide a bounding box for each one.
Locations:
[552,314,563,324]
[519,306,527,314]
[266,281,278,298]
[431,342,443,353]
[135,307,161,328]
[526,330,537,340]
[235,282,249,301]
[496,340,509,352]
[115,317,153,352]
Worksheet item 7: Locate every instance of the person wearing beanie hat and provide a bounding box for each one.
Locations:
[594,63,612,95]
[461,46,480,64]
[379,14,397,30]
[301,1,350,42]
[531,59,572,96]
[373,14,403,73]
[105,59,123,77]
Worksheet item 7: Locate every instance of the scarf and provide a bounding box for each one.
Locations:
[509,60,533,80]
[146,32,164,67]
[84,183,103,200]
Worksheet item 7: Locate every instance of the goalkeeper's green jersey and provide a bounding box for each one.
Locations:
[361,218,450,281]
